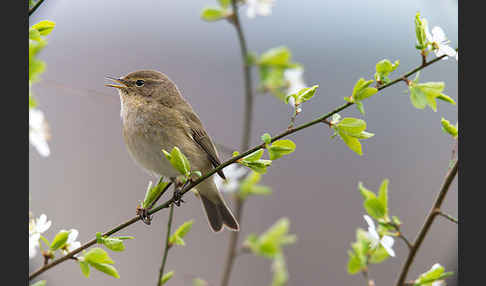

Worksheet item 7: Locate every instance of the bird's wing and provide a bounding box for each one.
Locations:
[181,108,226,180]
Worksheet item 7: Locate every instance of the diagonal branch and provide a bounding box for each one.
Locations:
[29,0,46,16]
[395,160,458,286]
[29,53,448,282]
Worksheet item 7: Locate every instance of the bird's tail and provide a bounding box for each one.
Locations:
[197,179,239,232]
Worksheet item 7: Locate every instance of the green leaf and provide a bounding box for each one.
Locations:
[268,139,296,160]
[193,278,208,286]
[161,271,174,285]
[142,180,170,209]
[261,133,272,144]
[358,182,376,201]
[353,131,375,140]
[377,179,389,218]
[32,20,56,36]
[369,244,390,264]
[218,0,230,9]
[242,149,264,162]
[102,237,126,252]
[50,230,70,250]
[169,220,194,246]
[415,12,428,50]
[355,101,365,115]
[271,253,289,286]
[411,81,445,112]
[352,78,377,102]
[239,171,272,199]
[29,94,37,109]
[258,46,292,67]
[30,280,46,286]
[84,248,115,265]
[286,85,319,105]
[441,118,458,139]
[414,264,452,285]
[298,85,319,102]
[246,218,296,259]
[200,7,225,21]
[347,250,363,275]
[164,147,191,176]
[244,159,272,174]
[436,94,456,105]
[375,59,399,84]
[336,118,367,136]
[89,262,120,278]
[29,28,41,41]
[364,198,386,219]
[409,84,428,109]
[392,216,402,226]
[79,259,91,277]
[337,131,363,156]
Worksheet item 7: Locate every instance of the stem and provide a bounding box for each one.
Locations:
[28,0,46,16]
[221,2,254,286]
[398,233,413,250]
[29,52,448,282]
[157,203,175,286]
[221,197,243,286]
[435,210,458,224]
[395,160,458,286]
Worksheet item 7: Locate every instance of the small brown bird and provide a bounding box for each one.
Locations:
[106,70,239,232]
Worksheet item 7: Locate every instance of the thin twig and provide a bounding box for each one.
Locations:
[435,210,458,224]
[29,0,46,16]
[395,160,458,286]
[397,233,413,250]
[157,203,175,286]
[28,53,448,282]
[221,2,254,286]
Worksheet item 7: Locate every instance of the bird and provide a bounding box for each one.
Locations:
[106,70,239,232]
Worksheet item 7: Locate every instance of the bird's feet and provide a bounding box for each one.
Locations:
[170,177,190,207]
[136,205,152,225]
[172,188,185,207]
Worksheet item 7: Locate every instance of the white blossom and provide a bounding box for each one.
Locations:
[29,214,52,259]
[284,68,306,113]
[363,215,395,257]
[425,26,457,60]
[29,108,51,157]
[246,0,275,18]
[61,229,81,255]
[214,164,248,193]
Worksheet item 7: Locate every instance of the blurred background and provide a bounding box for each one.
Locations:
[29,0,458,285]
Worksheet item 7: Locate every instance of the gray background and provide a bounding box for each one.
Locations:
[29,0,458,285]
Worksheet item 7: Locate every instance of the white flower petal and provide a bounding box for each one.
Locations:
[284,68,306,95]
[431,26,447,43]
[438,44,457,57]
[68,241,81,252]
[29,233,41,259]
[380,235,395,257]
[431,263,442,270]
[29,109,51,157]
[246,0,275,18]
[67,229,79,243]
[363,215,375,229]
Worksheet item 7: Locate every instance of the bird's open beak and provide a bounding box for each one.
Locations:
[105,76,127,89]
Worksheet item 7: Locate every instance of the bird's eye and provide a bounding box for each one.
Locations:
[135,80,145,86]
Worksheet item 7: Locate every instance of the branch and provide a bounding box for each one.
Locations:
[157,203,175,286]
[397,233,413,250]
[435,210,458,224]
[29,52,448,282]
[221,1,254,285]
[28,0,46,16]
[395,160,458,286]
